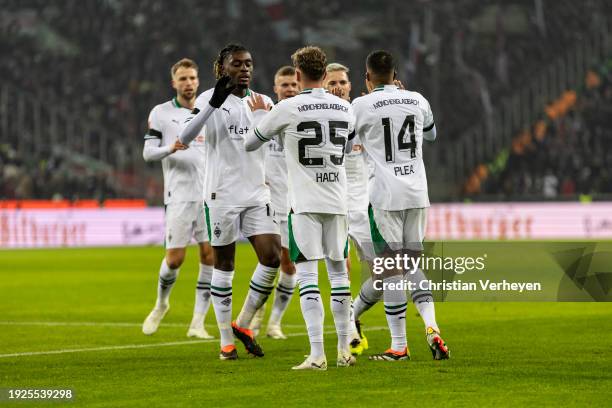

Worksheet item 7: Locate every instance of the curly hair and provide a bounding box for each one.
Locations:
[291,46,327,81]
[213,43,248,79]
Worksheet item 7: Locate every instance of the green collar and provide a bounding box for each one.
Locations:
[234,89,251,99]
[299,88,328,95]
[173,96,193,109]
[373,84,397,92]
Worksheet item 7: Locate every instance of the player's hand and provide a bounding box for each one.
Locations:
[209,75,236,108]
[170,139,188,153]
[394,79,405,89]
[330,87,344,99]
[247,93,271,112]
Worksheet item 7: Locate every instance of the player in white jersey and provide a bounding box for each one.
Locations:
[249,66,299,340]
[352,50,449,361]
[323,63,372,355]
[179,44,280,360]
[245,46,356,370]
[141,59,214,339]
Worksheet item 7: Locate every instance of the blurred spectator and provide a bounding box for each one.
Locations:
[477,66,612,200]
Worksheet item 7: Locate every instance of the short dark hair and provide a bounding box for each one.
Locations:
[366,50,395,77]
[275,65,296,79]
[292,46,327,81]
[213,43,249,79]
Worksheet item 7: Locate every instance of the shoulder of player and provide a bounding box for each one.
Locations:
[398,89,430,106]
[351,93,374,111]
[195,88,214,104]
[148,100,175,120]
[269,97,293,112]
[324,92,352,109]
[151,100,173,113]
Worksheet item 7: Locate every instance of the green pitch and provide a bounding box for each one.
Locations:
[1,245,611,407]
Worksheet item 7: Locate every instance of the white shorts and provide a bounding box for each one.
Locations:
[368,206,427,255]
[165,201,208,249]
[289,213,348,262]
[347,209,370,259]
[207,205,280,246]
[277,216,289,249]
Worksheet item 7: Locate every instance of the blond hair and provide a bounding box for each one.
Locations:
[326,63,349,74]
[171,58,198,78]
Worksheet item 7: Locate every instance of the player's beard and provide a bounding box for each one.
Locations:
[181,91,195,102]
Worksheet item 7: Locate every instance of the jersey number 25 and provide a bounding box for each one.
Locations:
[297,121,348,167]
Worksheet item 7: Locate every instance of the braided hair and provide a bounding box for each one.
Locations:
[213,43,248,79]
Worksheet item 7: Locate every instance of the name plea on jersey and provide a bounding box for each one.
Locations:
[394,164,415,176]
[372,98,419,109]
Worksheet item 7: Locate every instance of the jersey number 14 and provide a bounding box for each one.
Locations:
[382,115,416,162]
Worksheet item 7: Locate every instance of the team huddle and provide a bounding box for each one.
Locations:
[141,44,449,370]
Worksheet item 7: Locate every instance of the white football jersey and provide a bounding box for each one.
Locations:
[352,84,434,210]
[192,88,274,208]
[345,133,368,212]
[265,137,289,217]
[145,98,205,204]
[254,88,355,215]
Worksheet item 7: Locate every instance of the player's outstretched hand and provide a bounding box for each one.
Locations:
[330,87,344,99]
[209,76,236,108]
[394,79,405,89]
[170,139,188,153]
[247,93,272,112]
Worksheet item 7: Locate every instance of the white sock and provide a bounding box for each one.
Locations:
[193,263,213,322]
[406,268,439,330]
[211,268,234,348]
[353,277,382,319]
[156,258,179,309]
[268,271,296,327]
[236,263,278,328]
[349,302,359,339]
[297,260,324,359]
[326,258,351,354]
[383,274,407,351]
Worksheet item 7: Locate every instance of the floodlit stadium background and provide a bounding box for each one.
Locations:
[2,1,612,247]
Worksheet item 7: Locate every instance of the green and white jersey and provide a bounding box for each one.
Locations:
[352,84,434,210]
[192,88,274,208]
[254,88,355,215]
[145,98,205,204]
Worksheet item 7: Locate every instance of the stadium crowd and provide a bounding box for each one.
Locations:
[0,144,118,201]
[475,64,612,200]
[1,0,610,201]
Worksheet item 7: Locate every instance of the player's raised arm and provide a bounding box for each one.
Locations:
[179,76,236,144]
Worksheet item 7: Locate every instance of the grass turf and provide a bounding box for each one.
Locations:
[1,245,611,407]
